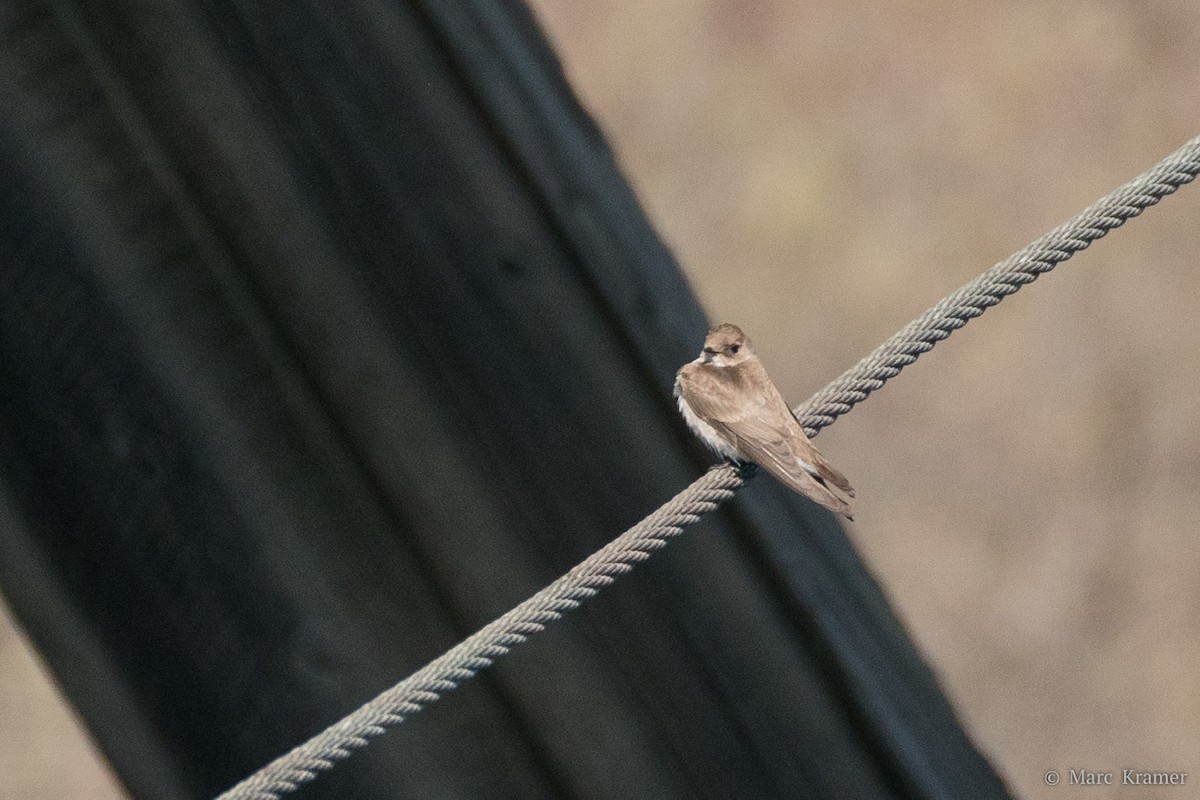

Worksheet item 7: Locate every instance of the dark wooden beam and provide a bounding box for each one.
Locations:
[0,1,1009,798]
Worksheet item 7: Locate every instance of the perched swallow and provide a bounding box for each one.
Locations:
[675,323,855,520]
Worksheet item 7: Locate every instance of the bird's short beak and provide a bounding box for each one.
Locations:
[701,347,716,362]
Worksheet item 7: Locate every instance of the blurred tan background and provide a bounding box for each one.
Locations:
[4,1,1199,797]
[526,1,1200,798]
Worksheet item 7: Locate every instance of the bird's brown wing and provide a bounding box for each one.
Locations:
[716,413,854,520]
[677,365,853,519]
[784,421,855,497]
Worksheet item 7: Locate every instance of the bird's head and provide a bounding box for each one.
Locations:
[700,323,754,367]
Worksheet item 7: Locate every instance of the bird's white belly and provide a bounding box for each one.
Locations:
[676,392,741,460]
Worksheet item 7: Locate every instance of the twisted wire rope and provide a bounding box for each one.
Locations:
[217,135,1200,799]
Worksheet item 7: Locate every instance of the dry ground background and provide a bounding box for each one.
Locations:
[3,1,1199,797]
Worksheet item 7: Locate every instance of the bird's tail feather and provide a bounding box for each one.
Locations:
[770,463,855,521]
[809,451,855,498]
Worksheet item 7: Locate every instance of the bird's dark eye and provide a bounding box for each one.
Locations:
[730,344,740,354]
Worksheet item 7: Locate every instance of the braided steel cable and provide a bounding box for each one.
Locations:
[218,467,746,800]
[798,138,1200,434]
[216,135,1200,800]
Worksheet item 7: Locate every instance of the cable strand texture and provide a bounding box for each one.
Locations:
[797,150,1200,435]
[216,135,1200,800]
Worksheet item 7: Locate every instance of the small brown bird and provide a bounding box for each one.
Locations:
[675,323,855,520]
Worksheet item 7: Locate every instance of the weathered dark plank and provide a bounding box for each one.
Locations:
[0,1,1009,798]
